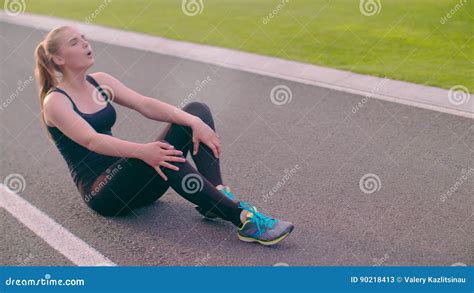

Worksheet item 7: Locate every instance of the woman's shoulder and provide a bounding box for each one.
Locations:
[88,71,114,84]
[43,89,73,109]
[43,90,76,127]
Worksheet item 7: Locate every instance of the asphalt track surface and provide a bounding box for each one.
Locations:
[1,22,473,266]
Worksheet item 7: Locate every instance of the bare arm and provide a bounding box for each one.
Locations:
[44,91,185,180]
[90,72,199,127]
[143,98,200,127]
[44,91,143,159]
[87,134,143,159]
[91,72,221,158]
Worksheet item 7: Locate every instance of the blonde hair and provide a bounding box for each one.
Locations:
[34,25,70,139]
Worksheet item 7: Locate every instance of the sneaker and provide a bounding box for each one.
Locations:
[238,200,258,214]
[237,210,294,246]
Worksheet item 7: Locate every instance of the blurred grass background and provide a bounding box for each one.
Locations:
[3,0,472,91]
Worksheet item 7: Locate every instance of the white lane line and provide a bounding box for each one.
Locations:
[0,184,116,266]
[0,11,472,118]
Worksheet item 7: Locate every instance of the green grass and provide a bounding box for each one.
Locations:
[4,0,473,91]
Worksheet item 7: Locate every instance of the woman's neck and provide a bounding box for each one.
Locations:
[59,69,88,92]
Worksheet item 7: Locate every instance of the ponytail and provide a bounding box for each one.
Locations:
[35,41,57,102]
[34,26,68,139]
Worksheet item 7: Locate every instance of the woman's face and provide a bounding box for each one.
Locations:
[52,27,94,71]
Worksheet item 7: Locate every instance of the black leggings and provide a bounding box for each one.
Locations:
[78,102,244,227]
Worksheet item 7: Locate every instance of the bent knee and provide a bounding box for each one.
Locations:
[182,101,212,119]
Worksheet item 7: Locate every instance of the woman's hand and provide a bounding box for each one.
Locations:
[191,118,221,158]
[137,141,186,181]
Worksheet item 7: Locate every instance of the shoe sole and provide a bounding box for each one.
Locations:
[237,226,294,246]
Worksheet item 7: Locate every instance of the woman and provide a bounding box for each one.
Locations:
[35,25,294,246]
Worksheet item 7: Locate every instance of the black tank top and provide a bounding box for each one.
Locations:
[46,75,121,188]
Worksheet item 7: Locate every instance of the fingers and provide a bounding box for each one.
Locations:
[155,166,168,181]
[208,142,219,159]
[154,156,184,180]
[209,135,221,158]
[192,135,221,158]
[213,134,221,157]
[215,140,222,158]
[157,141,175,150]
[164,149,183,156]
[160,161,179,171]
[164,155,186,163]
[193,138,199,156]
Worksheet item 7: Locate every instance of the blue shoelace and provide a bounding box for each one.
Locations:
[248,210,278,238]
[221,186,235,200]
[239,201,257,213]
